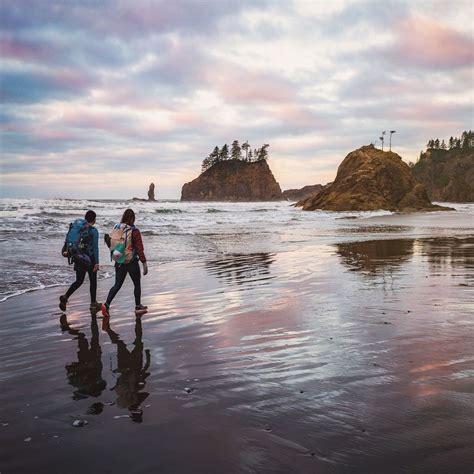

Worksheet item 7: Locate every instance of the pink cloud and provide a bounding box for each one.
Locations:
[213,67,295,104]
[0,37,50,61]
[388,16,474,69]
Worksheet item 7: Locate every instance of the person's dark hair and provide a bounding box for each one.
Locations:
[85,210,96,223]
[121,208,136,226]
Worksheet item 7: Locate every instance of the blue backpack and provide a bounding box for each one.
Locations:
[64,218,92,267]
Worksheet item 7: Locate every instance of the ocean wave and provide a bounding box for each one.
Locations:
[154,208,185,214]
[249,208,277,212]
[206,208,227,213]
[30,211,83,219]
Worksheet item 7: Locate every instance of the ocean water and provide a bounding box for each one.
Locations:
[0,198,473,301]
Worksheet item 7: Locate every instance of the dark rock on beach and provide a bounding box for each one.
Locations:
[296,145,451,212]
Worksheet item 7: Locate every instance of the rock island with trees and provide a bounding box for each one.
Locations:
[181,140,283,201]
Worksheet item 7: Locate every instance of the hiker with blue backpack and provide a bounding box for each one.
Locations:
[59,210,101,313]
[102,208,148,318]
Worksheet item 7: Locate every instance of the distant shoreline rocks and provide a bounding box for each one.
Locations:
[296,145,452,212]
[282,184,325,202]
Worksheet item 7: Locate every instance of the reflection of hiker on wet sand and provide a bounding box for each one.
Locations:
[105,317,151,422]
[61,315,106,406]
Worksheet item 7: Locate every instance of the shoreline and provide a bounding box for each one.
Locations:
[1,235,473,473]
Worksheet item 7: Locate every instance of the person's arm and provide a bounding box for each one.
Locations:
[132,229,147,263]
[91,227,100,268]
[62,223,72,256]
[132,229,148,275]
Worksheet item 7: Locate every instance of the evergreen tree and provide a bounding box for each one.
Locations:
[248,149,253,162]
[241,141,250,161]
[230,140,241,160]
[434,139,440,149]
[441,139,446,150]
[448,136,454,149]
[219,144,229,161]
[462,131,469,149]
[456,138,461,148]
[258,143,269,160]
[209,146,220,166]
[201,157,210,173]
[252,148,258,162]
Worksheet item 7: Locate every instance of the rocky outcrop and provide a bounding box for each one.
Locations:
[181,160,283,201]
[411,148,474,202]
[297,145,450,212]
[132,182,156,202]
[282,184,324,202]
[147,183,156,201]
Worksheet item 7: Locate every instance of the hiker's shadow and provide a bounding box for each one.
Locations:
[60,315,106,413]
[105,318,151,423]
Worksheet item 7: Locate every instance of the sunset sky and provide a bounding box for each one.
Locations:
[1,0,473,199]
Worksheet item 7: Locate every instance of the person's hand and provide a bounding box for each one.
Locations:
[93,264,100,272]
[62,251,68,257]
[142,262,148,276]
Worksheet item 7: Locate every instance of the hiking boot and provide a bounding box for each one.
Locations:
[90,302,102,313]
[135,304,148,316]
[101,303,110,318]
[59,295,68,312]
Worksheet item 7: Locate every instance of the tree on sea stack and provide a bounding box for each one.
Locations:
[210,146,220,166]
[258,144,270,161]
[231,140,242,160]
[241,141,250,161]
[219,144,229,161]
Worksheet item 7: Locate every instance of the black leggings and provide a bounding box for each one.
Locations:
[106,260,141,307]
[66,264,97,303]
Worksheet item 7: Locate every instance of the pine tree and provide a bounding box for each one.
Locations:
[441,139,446,150]
[241,141,250,161]
[209,146,220,166]
[258,144,270,160]
[448,136,454,149]
[219,144,229,161]
[201,157,210,173]
[434,139,440,149]
[456,138,461,148]
[462,131,469,149]
[230,140,241,160]
[248,149,253,162]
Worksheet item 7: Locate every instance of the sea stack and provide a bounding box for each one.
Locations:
[181,160,283,201]
[297,145,450,212]
[148,183,156,201]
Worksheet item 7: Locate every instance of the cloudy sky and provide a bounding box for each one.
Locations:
[1,0,473,199]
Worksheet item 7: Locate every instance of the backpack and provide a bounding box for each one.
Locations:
[109,224,134,264]
[65,218,92,267]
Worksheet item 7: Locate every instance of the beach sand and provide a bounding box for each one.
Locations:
[1,236,473,473]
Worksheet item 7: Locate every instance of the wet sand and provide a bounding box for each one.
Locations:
[1,237,473,473]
